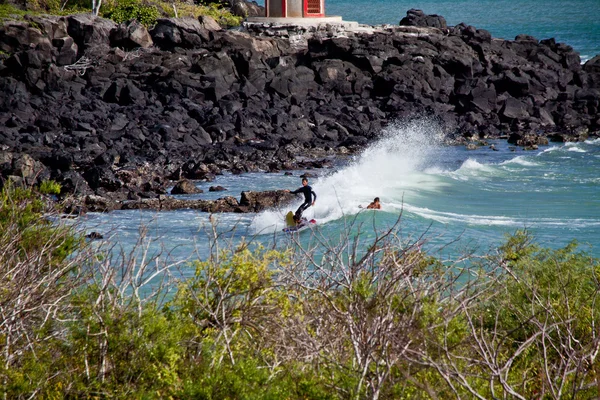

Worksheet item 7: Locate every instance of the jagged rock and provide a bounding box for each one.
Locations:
[198,16,223,31]
[171,179,203,194]
[83,194,120,212]
[66,14,116,55]
[0,21,53,53]
[109,20,153,50]
[508,133,549,147]
[500,97,530,120]
[58,170,93,196]
[83,166,123,191]
[149,17,218,50]
[240,190,295,212]
[86,231,104,239]
[400,9,447,29]
[12,154,42,179]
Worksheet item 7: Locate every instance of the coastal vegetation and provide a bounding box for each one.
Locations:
[2,183,599,399]
[0,0,242,27]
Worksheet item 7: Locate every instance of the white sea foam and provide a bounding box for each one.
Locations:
[404,205,600,228]
[459,159,491,171]
[567,147,586,153]
[539,146,561,154]
[444,158,498,181]
[500,155,539,167]
[251,119,447,233]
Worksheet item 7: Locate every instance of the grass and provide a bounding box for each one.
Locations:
[0,4,31,20]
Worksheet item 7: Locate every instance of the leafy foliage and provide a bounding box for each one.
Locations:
[0,4,30,20]
[38,179,61,195]
[103,0,161,27]
[0,183,84,398]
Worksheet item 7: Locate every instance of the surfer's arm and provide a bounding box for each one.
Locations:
[311,190,317,203]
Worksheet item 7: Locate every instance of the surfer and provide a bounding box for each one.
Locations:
[285,177,316,224]
[364,197,381,209]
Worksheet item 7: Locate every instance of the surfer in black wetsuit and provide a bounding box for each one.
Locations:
[285,177,317,223]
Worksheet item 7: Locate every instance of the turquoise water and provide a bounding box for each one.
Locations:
[80,120,600,271]
[257,0,600,61]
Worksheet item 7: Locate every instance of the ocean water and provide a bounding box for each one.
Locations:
[79,119,600,272]
[256,0,600,61]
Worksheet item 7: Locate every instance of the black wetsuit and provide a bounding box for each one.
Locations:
[291,185,317,220]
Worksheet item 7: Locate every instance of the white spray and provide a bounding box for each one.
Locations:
[251,119,447,234]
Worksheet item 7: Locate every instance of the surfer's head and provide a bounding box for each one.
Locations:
[302,178,308,186]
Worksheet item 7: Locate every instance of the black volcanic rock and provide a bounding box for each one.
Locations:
[400,9,447,29]
[0,10,597,208]
[171,179,203,194]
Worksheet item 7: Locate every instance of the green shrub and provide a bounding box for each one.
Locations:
[28,0,61,13]
[38,179,61,195]
[0,182,85,398]
[0,4,30,20]
[470,231,600,398]
[197,2,242,27]
[103,0,161,27]
[155,0,242,27]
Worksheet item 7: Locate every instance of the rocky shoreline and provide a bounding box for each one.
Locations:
[0,9,599,213]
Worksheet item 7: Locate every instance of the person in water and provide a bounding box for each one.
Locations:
[366,197,381,209]
[285,177,316,223]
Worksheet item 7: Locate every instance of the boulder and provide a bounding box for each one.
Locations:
[66,14,116,55]
[57,171,93,196]
[86,231,104,239]
[171,179,203,194]
[83,166,123,191]
[109,20,153,50]
[83,194,121,212]
[12,154,44,180]
[0,21,53,54]
[0,9,598,207]
[500,97,530,120]
[240,190,295,212]
[198,16,223,31]
[52,36,78,66]
[150,17,217,50]
[400,9,447,29]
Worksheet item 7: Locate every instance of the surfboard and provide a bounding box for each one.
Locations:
[282,218,317,233]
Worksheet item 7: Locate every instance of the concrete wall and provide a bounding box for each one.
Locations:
[288,0,302,17]
[267,0,284,17]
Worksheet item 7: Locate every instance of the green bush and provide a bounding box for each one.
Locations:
[0,182,85,398]
[103,0,160,27]
[157,1,242,27]
[0,4,29,20]
[39,179,61,195]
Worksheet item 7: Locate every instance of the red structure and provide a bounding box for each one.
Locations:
[266,0,325,18]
